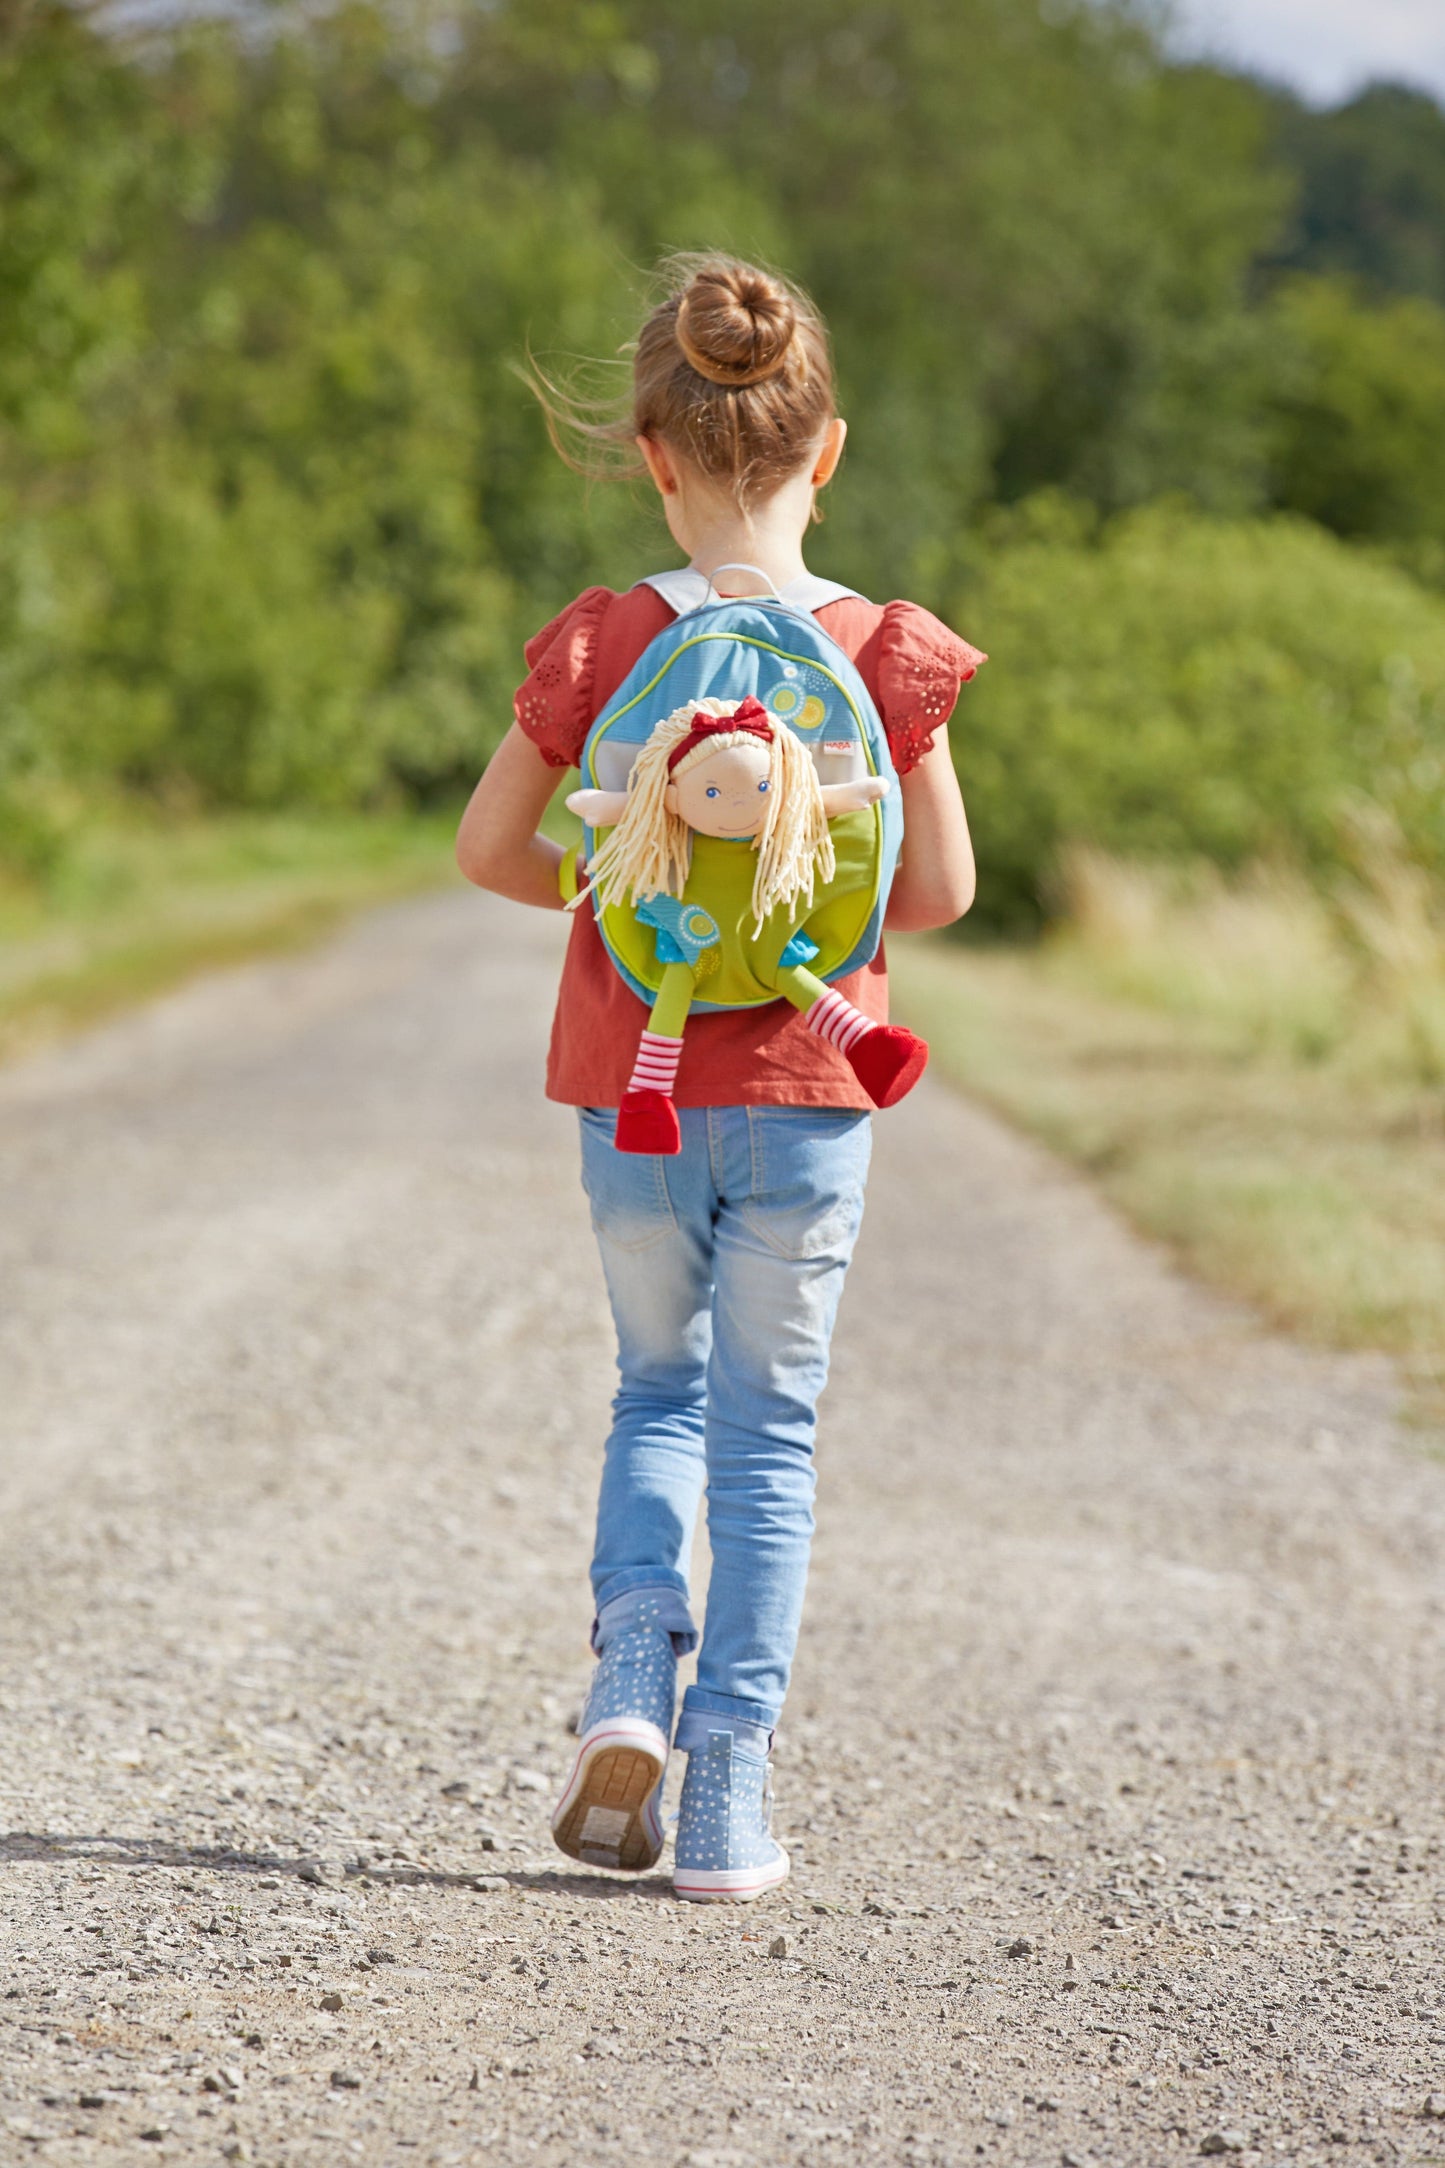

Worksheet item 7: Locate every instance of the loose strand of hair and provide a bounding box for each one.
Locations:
[512,348,647,486]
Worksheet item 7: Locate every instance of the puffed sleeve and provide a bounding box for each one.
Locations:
[512,586,614,769]
[876,601,987,775]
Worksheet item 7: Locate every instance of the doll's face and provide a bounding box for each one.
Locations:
[664,741,774,838]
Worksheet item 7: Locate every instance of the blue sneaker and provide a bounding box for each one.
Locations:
[672,1729,790,1904]
[551,1599,679,1874]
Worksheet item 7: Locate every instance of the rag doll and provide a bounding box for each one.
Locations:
[567,695,928,1154]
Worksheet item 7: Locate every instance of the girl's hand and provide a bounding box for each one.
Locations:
[456,725,575,911]
[885,734,976,930]
[565,787,631,826]
[819,775,890,816]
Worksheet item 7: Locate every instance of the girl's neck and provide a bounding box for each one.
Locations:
[680,484,814,597]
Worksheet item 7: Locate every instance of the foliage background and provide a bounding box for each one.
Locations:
[3,0,1445,930]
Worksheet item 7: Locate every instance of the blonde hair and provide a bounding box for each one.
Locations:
[526,255,836,510]
[574,700,835,935]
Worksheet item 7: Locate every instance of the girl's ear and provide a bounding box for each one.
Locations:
[812,417,848,488]
[637,434,681,498]
[663,781,681,815]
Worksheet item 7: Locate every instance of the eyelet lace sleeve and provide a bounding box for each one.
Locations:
[513,586,614,769]
[876,601,987,775]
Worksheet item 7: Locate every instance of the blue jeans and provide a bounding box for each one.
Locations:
[579,1104,872,1750]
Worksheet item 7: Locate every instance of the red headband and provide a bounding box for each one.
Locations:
[666,696,774,774]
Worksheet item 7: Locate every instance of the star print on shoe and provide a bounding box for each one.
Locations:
[550,1597,679,1874]
[672,1729,790,1904]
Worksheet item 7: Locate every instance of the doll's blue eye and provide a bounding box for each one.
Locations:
[758,779,770,792]
[705,785,720,798]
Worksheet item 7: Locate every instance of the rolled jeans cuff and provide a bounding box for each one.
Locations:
[675,1687,774,1762]
[591,1573,698,1657]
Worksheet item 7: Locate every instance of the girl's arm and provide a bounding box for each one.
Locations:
[455,725,575,911]
[885,735,976,931]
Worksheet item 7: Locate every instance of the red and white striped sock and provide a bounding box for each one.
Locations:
[803,987,876,1055]
[628,1030,684,1096]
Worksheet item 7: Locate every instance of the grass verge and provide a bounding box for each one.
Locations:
[890,929,1445,1430]
[0,811,459,1065]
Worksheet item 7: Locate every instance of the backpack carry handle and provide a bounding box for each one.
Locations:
[695,561,785,607]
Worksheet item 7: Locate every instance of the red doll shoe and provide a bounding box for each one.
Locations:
[615,1089,682,1156]
[845,1025,929,1109]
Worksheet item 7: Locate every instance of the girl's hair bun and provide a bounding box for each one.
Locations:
[522,252,834,507]
[675,264,799,387]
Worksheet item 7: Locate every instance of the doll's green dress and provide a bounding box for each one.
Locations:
[604,811,881,1031]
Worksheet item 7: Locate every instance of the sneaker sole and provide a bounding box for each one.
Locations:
[673,1850,791,1904]
[550,1719,667,1874]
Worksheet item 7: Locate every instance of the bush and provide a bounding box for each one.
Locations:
[954,499,1445,929]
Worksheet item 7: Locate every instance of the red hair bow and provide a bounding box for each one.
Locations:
[666,695,774,773]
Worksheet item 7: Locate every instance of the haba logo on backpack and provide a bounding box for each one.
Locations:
[562,565,929,1158]
[569,566,903,1014]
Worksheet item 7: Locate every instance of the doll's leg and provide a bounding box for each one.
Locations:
[773,961,929,1109]
[648,960,696,1038]
[773,960,839,1016]
[615,961,695,1156]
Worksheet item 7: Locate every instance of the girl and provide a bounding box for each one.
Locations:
[456,256,983,1902]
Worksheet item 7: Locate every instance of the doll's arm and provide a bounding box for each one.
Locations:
[565,786,631,826]
[819,775,890,817]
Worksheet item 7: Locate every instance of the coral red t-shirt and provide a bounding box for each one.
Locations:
[516,581,984,1109]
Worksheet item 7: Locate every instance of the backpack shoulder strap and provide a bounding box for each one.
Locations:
[637,568,862,618]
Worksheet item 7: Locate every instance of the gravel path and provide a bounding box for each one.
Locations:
[1,889,1443,2168]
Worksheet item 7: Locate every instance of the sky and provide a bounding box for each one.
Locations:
[1165,0,1445,106]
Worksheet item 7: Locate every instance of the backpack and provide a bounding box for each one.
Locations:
[576,566,902,1014]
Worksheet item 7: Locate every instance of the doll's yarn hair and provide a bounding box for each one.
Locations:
[577,698,835,934]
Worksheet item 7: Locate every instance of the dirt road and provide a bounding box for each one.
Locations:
[1,889,1442,2168]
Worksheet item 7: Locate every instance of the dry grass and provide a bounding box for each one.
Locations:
[892,837,1445,1417]
[1049,818,1445,1085]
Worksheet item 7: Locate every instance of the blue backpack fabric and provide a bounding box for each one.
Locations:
[577,572,901,1014]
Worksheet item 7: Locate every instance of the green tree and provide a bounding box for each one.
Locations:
[0,5,654,836]
[1266,83,1445,308]
[1262,276,1445,554]
[6,0,1445,914]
